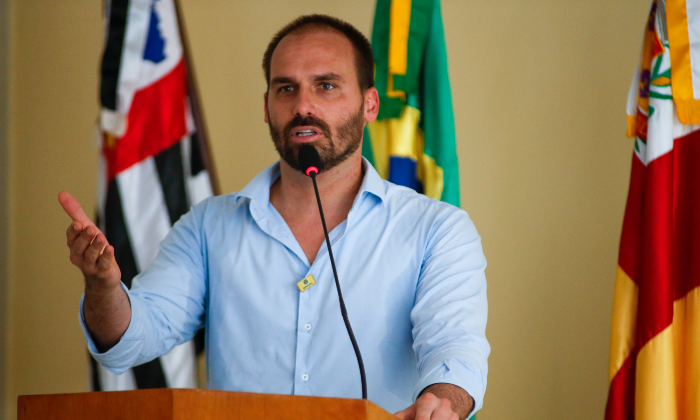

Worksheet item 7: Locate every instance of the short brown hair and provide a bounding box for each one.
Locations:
[262,14,374,92]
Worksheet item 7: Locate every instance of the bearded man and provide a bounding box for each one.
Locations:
[59,15,489,420]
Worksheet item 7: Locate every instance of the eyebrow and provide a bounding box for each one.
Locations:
[270,73,344,86]
[270,76,296,85]
[312,73,343,82]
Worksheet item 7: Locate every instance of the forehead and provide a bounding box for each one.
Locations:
[270,29,356,80]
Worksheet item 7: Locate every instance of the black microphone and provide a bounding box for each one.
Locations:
[298,144,367,400]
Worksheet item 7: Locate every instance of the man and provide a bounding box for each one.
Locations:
[59,15,489,420]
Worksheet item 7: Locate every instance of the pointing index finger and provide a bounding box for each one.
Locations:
[58,191,93,225]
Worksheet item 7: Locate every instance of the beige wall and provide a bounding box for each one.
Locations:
[3,1,649,419]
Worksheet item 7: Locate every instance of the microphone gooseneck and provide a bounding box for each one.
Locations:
[298,144,367,400]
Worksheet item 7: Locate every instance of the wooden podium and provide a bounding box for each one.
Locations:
[17,389,397,420]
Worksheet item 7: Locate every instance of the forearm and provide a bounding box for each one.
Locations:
[421,383,474,420]
[83,281,131,353]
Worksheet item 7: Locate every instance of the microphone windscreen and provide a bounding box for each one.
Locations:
[298,144,323,173]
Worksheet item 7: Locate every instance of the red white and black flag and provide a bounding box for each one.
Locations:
[92,0,216,390]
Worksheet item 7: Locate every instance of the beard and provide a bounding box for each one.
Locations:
[268,103,365,174]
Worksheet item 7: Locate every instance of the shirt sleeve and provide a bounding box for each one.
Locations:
[411,206,490,418]
[79,202,209,374]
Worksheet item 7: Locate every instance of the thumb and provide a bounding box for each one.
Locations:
[394,405,414,420]
[58,191,93,225]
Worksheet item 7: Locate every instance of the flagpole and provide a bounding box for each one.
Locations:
[173,0,221,196]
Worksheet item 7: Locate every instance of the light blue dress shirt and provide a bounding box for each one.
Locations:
[80,159,489,415]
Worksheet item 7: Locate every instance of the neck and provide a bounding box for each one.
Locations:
[270,151,364,223]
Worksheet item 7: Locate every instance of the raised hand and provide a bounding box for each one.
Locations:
[59,191,130,351]
[58,191,121,289]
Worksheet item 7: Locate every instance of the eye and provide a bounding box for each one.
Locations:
[320,83,335,90]
[279,85,294,93]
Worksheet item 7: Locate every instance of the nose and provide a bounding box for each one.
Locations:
[293,85,317,117]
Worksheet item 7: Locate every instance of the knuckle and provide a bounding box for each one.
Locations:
[69,254,81,265]
[422,393,437,403]
[97,257,109,270]
[86,244,99,256]
[74,237,88,249]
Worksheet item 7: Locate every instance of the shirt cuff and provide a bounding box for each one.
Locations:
[413,358,485,419]
[78,282,146,374]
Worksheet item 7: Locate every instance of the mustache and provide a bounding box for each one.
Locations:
[284,115,331,138]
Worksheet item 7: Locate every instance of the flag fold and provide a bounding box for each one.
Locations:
[364,0,460,207]
[606,1,700,418]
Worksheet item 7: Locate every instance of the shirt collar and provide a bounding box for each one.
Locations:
[356,157,386,205]
[234,157,386,207]
[234,161,279,205]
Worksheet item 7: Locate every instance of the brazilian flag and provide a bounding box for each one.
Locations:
[363,0,459,207]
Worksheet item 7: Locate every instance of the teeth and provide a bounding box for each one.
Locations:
[296,130,316,136]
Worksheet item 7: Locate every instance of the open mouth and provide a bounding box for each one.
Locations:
[295,129,318,137]
[290,126,324,142]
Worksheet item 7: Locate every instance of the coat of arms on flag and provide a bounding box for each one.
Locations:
[92,0,216,391]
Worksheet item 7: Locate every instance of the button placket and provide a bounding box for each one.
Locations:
[293,270,315,394]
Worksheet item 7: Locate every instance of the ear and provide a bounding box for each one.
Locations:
[263,92,269,123]
[363,87,379,123]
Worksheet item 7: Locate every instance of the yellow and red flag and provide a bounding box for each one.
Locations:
[606,1,700,419]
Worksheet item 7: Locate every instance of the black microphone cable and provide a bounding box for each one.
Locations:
[298,144,367,400]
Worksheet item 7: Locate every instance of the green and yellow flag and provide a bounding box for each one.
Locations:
[364,0,459,207]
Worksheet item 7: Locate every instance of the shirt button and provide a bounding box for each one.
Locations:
[302,374,309,381]
[304,323,312,331]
